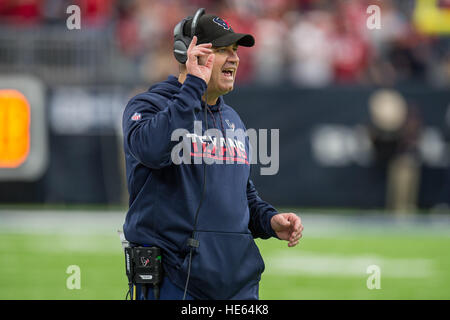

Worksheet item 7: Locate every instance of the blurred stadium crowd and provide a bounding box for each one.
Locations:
[0,0,449,87]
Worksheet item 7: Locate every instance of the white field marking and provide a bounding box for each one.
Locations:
[264,251,435,278]
[1,211,450,237]
[288,212,450,238]
[0,232,122,254]
[0,210,126,235]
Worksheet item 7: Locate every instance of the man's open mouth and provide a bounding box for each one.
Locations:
[222,68,235,78]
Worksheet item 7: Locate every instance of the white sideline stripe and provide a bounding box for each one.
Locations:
[265,252,435,278]
[0,211,126,235]
[36,235,123,254]
[1,211,450,237]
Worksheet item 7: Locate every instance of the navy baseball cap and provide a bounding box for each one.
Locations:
[184,14,255,47]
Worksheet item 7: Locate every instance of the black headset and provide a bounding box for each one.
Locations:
[173,8,206,64]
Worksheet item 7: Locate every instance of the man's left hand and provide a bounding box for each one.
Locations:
[270,213,303,247]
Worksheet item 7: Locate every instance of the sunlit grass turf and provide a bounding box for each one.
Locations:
[0,230,449,299]
[0,232,125,299]
[257,235,450,300]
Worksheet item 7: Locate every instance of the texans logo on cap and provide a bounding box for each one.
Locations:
[213,17,232,31]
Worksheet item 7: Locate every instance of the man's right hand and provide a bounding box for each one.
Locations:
[186,36,215,84]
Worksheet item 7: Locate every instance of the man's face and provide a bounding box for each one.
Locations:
[206,43,239,98]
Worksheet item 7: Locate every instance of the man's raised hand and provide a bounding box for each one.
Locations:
[186,36,215,84]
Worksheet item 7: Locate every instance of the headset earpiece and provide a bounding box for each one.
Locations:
[173,8,206,64]
[173,18,190,64]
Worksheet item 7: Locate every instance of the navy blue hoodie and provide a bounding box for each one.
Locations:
[122,74,279,300]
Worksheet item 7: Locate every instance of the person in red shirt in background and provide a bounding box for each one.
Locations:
[0,0,42,25]
[330,1,370,83]
[76,0,115,27]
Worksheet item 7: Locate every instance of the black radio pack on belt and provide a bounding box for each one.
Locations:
[125,246,163,285]
[119,229,163,300]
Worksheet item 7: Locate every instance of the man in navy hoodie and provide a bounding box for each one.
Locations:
[122,11,303,300]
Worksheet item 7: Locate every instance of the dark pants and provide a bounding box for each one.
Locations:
[133,276,195,300]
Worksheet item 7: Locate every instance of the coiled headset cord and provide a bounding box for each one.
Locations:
[182,89,209,300]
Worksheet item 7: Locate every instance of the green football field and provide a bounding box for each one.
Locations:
[0,209,449,300]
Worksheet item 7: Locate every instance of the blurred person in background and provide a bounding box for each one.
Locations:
[287,9,334,87]
[41,0,72,25]
[329,0,370,84]
[250,0,289,85]
[77,0,115,26]
[0,0,42,25]
[365,0,411,85]
[368,89,422,214]
[433,105,450,210]
[121,9,303,300]
[116,0,166,78]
